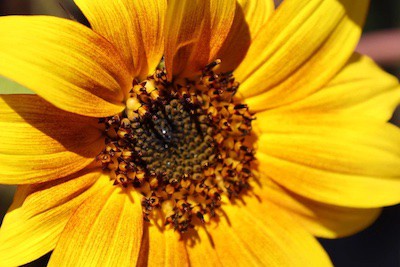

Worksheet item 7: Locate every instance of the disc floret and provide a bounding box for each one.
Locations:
[98,60,255,233]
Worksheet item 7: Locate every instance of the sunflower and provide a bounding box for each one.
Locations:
[0,0,399,266]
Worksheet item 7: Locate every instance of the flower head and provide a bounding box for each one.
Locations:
[0,0,399,266]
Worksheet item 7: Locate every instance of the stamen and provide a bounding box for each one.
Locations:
[98,60,255,233]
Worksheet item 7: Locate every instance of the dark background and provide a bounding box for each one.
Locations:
[0,0,399,266]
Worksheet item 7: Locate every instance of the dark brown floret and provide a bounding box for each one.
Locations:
[98,60,255,233]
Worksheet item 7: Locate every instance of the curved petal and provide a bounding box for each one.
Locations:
[137,224,189,266]
[261,53,400,122]
[0,170,106,267]
[74,0,166,80]
[255,114,400,208]
[48,186,143,266]
[165,0,236,78]
[237,0,275,36]
[0,94,103,184]
[184,227,222,266]
[0,16,130,117]
[253,175,381,238]
[188,198,332,266]
[217,0,275,72]
[235,0,369,111]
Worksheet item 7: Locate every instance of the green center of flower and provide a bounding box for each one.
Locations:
[124,95,216,183]
[98,60,255,233]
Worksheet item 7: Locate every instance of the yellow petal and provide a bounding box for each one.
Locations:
[165,0,236,78]
[261,53,400,122]
[253,175,381,238]
[237,0,275,36]
[137,224,189,266]
[0,16,131,117]
[256,114,400,208]
[48,187,143,266]
[0,170,106,267]
[184,227,222,267]
[235,0,368,111]
[188,198,332,266]
[0,94,103,184]
[217,0,275,72]
[74,0,166,80]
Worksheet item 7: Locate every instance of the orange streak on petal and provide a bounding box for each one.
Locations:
[165,0,236,78]
[0,170,105,266]
[48,186,144,267]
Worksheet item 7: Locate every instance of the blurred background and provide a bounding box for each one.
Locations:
[0,0,399,266]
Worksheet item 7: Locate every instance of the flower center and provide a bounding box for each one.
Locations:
[98,60,255,233]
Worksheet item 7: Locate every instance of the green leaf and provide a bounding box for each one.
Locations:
[0,76,34,94]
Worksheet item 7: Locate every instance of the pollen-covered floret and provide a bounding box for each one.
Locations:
[98,60,255,233]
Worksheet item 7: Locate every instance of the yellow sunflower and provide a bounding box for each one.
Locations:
[0,0,399,266]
